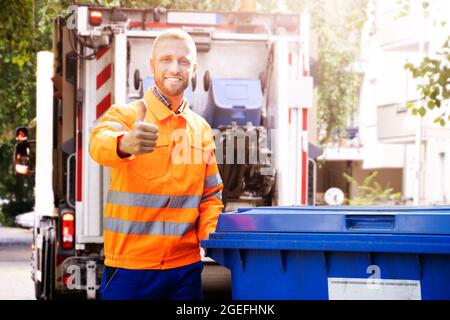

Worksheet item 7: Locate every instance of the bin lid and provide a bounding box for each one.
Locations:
[215,206,450,235]
[211,79,262,110]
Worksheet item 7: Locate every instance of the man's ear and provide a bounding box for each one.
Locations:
[192,63,198,78]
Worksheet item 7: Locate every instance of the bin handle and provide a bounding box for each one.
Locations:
[345,215,396,231]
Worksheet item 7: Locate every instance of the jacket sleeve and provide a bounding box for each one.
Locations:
[89,104,137,168]
[197,128,224,241]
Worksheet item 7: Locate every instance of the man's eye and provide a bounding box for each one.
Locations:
[180,60,190,66]
[162,57,171,62]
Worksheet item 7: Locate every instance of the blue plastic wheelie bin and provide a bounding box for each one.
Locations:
[201,206,450,300]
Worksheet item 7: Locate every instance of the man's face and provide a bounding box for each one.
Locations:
[150,38,197,99]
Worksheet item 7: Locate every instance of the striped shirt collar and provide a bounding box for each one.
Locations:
[151,86,185,114]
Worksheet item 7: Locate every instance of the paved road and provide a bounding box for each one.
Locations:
[0,226,231,300]
[0,227,35,300]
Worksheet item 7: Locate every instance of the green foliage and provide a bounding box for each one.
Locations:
[397,0,449,126]
[0,1,37,222]
[395,0,430,19]
[0,1,36,143]
[405,36,450,126]
[343,171,402,206]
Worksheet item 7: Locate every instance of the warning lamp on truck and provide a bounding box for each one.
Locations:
[61,211,75,250]
[89,10,102,26]
[14,126,35,176]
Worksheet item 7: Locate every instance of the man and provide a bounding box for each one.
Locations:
[89,29,224,300]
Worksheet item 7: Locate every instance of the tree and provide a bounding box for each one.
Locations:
[0,0,37,224]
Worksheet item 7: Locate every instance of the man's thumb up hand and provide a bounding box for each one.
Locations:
[118,121,159,156]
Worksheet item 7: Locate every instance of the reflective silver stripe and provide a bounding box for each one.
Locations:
[101,121,126,131]
[201,190,222,203]
[107,190,201,209]
[103,217,192,236]
[204,173,223,189]
[167,195,201,209]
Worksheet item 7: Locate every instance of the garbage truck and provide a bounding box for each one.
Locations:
[14,3,314,299]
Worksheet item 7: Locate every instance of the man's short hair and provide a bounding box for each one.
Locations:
[152,28,197,62]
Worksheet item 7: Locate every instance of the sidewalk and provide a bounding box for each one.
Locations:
[0,227,34,300]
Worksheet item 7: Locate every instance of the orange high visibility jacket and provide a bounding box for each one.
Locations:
[89,88,224,270]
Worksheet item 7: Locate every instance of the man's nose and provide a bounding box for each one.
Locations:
[168,60,180,73]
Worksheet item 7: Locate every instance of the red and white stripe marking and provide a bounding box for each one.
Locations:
[95,46,113,119]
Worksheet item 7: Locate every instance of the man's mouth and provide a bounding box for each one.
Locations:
[164,76,182,82]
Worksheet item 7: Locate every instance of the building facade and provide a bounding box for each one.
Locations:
[315,0,450,205]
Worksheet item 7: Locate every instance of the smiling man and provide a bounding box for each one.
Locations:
[89,29,224,300]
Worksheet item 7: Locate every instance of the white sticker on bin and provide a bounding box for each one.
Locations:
[328,278,421,300]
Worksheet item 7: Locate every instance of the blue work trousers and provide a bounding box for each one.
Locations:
[99,261,203,300]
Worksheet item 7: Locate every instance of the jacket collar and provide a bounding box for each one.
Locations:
[143,88,198,130]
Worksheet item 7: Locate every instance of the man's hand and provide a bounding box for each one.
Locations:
[118,121,159,156]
